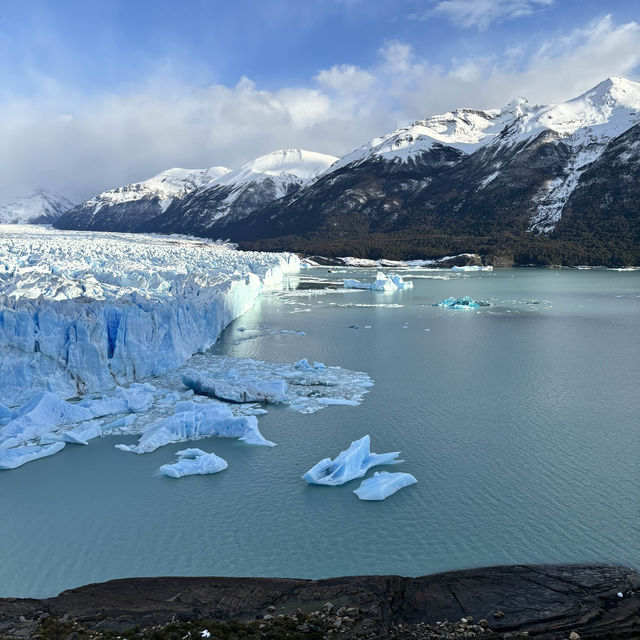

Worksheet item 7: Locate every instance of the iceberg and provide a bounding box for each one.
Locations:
[182,371,287,404]
[343,272,413,291]
[353,471,417,500]
[436,296,490,309]
[0,391,95,450]
[61,421,102,445]
[0,442,66,470]
[115,399,275,453]
[159,448,228,478]
[302,435,402,486]
[451,265,493,271]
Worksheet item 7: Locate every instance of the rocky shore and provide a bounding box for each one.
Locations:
[0,565,637,640]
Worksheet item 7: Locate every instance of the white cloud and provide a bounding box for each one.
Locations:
[421,0,554,30]
[0,15,638,203]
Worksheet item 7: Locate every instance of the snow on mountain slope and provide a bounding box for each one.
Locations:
[510,77,640,232]
[0,225,299,406]
[83,166,230,215]
[327,100,532,173]
[146,149,339,233]
[0,190,74,224]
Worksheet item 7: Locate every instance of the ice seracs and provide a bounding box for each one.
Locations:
[0,226,299,406]
[343,272,413,291]
[353,471,417,501]
[302,435,402,486]
[159,448,228,478]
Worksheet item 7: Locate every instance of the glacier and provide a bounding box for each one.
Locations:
[302,435,403,486]
[353,471,417,501]
[343,272,413,291]
[159,448,228,478]
[0,225,299,407]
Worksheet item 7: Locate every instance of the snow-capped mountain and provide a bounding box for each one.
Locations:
[0,189,74,224]
[142,149,338,235]
[221,76,640,265]
[55,77,640,265]
[56,166,230,232]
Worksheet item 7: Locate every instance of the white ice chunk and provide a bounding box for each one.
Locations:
[302,435,402,486]
[159,448,228,478]
[62,420,102,445]
[0,391,95,449]
[115,400,275,453]
[0,442,66,469]
[78,383,156,417]
[451,265,493,271]
[182,371,287,404]
[343,272,413,291]
[353,471,417,500]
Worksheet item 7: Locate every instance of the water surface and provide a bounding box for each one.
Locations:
[1,268,638,597]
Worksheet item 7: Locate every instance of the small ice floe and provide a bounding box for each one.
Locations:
[302,435,402,486]
[451,265,493,271]
[353,471,417,500]
[159,448,228,478]
[618,592,624,598]
[436,296,490,309]
[343,272,413,291]
[0,442,66,470]
[115,400,275,454]
[182,370,288,404]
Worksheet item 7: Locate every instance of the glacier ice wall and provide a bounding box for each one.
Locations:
[0,226,299,406]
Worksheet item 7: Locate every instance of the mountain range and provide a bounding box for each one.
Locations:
[0,190,75,225]
[43,76,640,265]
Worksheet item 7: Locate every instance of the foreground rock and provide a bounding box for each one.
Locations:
[0,564,637,639]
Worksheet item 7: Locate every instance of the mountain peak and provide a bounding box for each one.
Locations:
[0,190,74,225]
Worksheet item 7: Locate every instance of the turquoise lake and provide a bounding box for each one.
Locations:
[1,267,638,597]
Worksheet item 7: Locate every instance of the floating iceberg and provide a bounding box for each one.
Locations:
[343,272,413,291]
[302,435,402,486]
[436,296,490,309]
[451,265,493,272]
[115,399,275,454]
[78,383,156,417]
[0,442,66,470]
[159,448,228,478]
[182,371,287,404]
[353,471,417,500]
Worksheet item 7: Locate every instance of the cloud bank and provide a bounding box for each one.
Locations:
[0,14,639,202]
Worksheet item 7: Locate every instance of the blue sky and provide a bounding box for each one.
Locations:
[1,0,639,200]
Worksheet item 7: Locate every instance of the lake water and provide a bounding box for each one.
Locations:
[1,267,639,598]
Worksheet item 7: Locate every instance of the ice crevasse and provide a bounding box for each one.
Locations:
[0,226,300,406]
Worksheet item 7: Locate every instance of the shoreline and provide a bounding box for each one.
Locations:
[1,564,638,639]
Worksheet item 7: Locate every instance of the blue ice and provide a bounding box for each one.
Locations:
[159,448,228,478]
[353,471,417,500]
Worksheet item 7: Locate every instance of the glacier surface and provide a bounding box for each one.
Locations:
[0,225,299,406]
[302,435,402,486]
[159,448,228,478]
[353,471,417,501]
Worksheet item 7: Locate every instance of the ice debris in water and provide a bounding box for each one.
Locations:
[343,272,413,291]
[159,448,228,478]
[115,399,275,454]
[451,265,493,271]
[436,296,490,309]
[0,442,66,470]
[302,435,402,486]
[182,371,288,404]
[353,471,417,501]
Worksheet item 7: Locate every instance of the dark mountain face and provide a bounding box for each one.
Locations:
[57,198,167,233]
